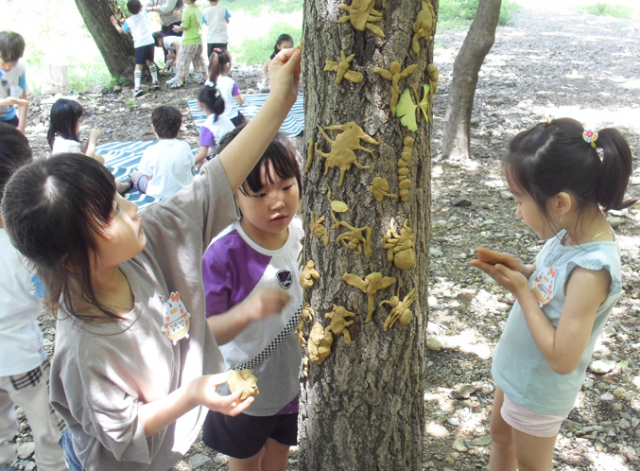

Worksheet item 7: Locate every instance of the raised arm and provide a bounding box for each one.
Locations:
[110,16,125,33]
[218,47,301,191]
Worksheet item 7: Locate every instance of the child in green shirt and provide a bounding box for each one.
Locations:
[171,0,206,88]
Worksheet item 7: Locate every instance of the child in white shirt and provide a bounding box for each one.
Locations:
[0,122,66,471]
[202,0,231,58]
[128,105,195,199]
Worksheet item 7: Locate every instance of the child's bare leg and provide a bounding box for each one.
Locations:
[228,452,261,471]
[489,387,517,471]
[512,429,556,471]
[259,439,290,471]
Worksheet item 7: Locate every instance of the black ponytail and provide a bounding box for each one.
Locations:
[208,49,232,85]
[596,128,635,211]
[198,85,225,122]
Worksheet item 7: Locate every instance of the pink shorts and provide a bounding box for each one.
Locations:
[500,393,569,438]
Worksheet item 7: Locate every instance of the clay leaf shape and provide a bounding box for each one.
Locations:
[396,84,430,132]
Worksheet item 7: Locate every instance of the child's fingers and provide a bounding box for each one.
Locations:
[209,371,231,386]
[227,396,255,416]
[273,47,302,71]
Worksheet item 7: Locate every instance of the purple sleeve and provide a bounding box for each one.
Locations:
[199,127,215,147]
[202,245,232,316]
[232,82,242,97]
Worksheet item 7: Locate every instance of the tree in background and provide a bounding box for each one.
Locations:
[74,0,135,78]
[298,0,437,468]
[441,0,501,159]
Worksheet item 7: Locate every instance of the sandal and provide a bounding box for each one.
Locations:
[170,81,184,89]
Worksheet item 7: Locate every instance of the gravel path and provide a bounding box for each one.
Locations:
[13,3,640,471]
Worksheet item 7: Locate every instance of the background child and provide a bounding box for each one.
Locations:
[110,0,159,98]
[260,34,293,89]
[127,105,195,199]
[471,118,635,471]
[209,49,245,126]
[0,46,301,470]
[152,32,182,74]
[202,0,231,58]
[0,122,67,471]
[201,124,303,471]
[170,0,206,89]
[0,31,29,134]
[194,84,235,166]
[47,98,104,163]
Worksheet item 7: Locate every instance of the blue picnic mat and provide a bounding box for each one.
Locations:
[188,93,305,137]
[99,141,161,210]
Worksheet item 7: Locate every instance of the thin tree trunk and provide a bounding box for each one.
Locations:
[298,1,435,469]
[74,0,135,78]
[441,0,501,159]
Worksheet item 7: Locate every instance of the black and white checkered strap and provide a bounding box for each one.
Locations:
[235,304,302,371]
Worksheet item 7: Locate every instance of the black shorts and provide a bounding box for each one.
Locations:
[207,43,228,58]
[134,44,155,65]
[231,112,245,127]
[162,23,182,36]
[202,410,298,459]
[0,115,19,127]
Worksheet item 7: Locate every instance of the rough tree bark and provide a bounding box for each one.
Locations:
[441,0,501,159]
[74,0,135,78]
[298,1,436,469]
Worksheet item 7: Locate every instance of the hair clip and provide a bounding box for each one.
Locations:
[546,115,554,125]
[583,129,598,149]
[213,48,223,53]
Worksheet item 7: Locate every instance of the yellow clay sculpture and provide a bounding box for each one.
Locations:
[315,122,380,187]
[412,1,436,54]
[309,211,329,246]
[227,369,259,400]
[324,50,364,84]
[383,219,416,270]
[302,299,315,321]
[326,184,349,216]
[374,61,418,117]
[342,272,396,323]
[370,176,398,202]
[380,287,417,330]
[335,221,372,258]
[308,322,333,363]
[427,64,439,106]
[325,304,356,345]
[295,320,306,347]
[398,136,414,201]
[300,260,321,289]
[304,138,314,174]
[338,0,384,37]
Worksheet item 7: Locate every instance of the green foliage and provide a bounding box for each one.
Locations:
[207,0,303,17]
[230,22,301,66]
[498,1,522,26]
[438,0,479,22]
[579,3,633,18]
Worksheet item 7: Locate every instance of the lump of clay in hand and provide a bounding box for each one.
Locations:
[227,369,259,400]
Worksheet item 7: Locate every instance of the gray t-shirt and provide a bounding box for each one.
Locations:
[50,158,238,470]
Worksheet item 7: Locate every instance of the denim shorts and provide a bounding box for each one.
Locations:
[59,429,85,471]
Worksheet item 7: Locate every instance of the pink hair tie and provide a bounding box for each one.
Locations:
[583,129,598,149]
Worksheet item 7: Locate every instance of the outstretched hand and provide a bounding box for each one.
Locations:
[268,47,302,110]
[248,287,291,322]
[192,373,254,416]
[473,247,528,275]
[470,259,529,296]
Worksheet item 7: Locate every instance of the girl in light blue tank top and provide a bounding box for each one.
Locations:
[471,117,635,471]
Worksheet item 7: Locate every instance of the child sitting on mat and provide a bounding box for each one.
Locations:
[194,84,234,166]
[125,105,195,198]
[208,49,245,127]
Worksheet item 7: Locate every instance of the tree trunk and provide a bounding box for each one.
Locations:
[441,0,501,159]
[299,1,435,469]
[74,0,135,78]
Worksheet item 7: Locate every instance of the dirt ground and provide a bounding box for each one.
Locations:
[16,2,640,471]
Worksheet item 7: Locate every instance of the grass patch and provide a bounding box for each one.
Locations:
[498,0,522,26]
[230,21,301,66]
[578,3,633,18]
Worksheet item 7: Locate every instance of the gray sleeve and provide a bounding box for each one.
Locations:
[140,157,238,272]
[156,0,179,14]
